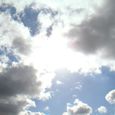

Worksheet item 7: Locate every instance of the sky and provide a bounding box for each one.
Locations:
[0,0,115,115]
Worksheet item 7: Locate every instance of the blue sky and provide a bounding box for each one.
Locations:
[0,0,115,115]
[33,67,115,115]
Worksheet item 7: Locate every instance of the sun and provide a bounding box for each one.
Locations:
[24,34,99,74]
[30,36,71,72]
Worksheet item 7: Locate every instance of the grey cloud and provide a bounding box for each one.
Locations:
[12,37,31,55]
[0,103,21,115]
[0,65,42,115]
[0,65,41,97]
[0,97,32,115]
[66,0,115,59]
[46,24,53,37]
[66,7,84,15]
[0,7,54,115]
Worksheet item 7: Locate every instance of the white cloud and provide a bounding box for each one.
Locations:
[75,82,82,90]
[0,11,54,114]
[63,99,92,115]
[0,0,103,12]
[66,0,115,60]
[105,89,115,104]
[97,106,107,114]
[19,111,45,115]
[0,13,31,56]
[56,80,63,85]
[44,106,49,111]
[0,0,108,75]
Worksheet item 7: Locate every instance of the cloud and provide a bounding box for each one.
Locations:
[0,60,52,114]
[0,96,35,115]
[0,64,43,115]
[66,0,115,59]
[56,80,63,85]
[44,106,49,111]
[0,0,100,11]
[0,65,41,97]
[0,11,53,114]
[97,106,107,114]
[0,13,31,56]
[19,111,45,115]
[12,37,31,55]
[105,89,115,104]
[63,99,92,115]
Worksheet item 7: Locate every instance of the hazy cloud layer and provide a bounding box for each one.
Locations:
[66,0,115,59]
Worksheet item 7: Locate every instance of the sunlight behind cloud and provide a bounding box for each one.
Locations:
[24,33,102,75]
[29,36,70,71]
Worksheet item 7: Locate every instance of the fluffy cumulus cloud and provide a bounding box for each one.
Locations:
[66,0,115,59]
[97,106,107,114]
[0,0,108,75]
[63,99,92,115]
[105,89,115,104]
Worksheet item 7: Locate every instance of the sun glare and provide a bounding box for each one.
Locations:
[24,34,100,74]
[30,36,71,71]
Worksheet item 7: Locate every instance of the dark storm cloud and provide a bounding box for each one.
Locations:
[0,3,58,36]
[0,98,31,115]
[66,0,115,59]
[0,65,41,115]
[0,65,41,97]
